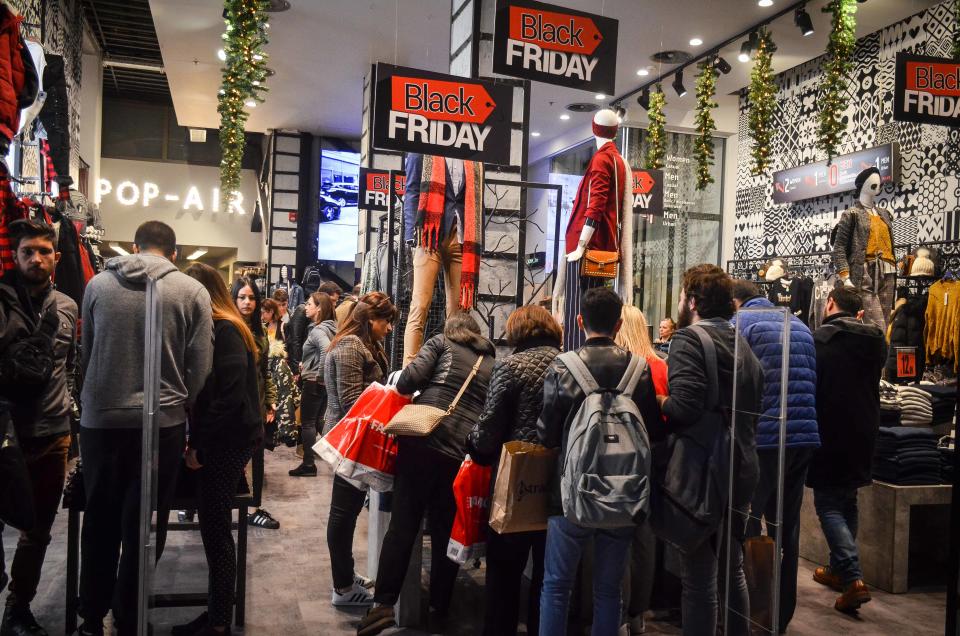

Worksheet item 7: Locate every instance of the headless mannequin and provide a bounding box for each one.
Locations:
[565,134,610,264]
[842,172,883,288]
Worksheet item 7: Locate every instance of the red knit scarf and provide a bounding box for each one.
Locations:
[415,156,482,310]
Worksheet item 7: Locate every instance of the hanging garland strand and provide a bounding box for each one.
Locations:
[219,0,270,199]
[694,60,718,189]
[645,85,666,170]
[953,0,960,60]
[817,0,857,164]
[749,28,777,176]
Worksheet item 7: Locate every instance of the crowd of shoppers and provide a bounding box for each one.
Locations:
[0,214,896,636]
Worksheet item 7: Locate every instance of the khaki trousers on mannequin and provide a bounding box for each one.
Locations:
[403,232,462,366]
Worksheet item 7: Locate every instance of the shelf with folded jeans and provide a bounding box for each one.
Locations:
[873,426,943,486]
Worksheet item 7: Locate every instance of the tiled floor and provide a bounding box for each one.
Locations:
[1,446,949,635]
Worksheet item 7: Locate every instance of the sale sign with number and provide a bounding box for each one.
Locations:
[771,144,899,204]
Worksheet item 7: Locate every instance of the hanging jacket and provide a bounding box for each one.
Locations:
[733,297,820,450]
[884,295,927,383]
[0,6,37,145]
[37,54,70,184]
[53,214,85,307]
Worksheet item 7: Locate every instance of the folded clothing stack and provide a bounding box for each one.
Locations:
[916,383,957,427]
[942,446,955,484]
[880,381,903,427]
[896,385,933,427]
[873,426,942,485]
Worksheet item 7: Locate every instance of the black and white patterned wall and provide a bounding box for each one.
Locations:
[734,1,960,261]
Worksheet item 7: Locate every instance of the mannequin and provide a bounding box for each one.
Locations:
[831,167,895,330]
[273,265,305,309]
[402,153,485,365]
[552,109,634,352]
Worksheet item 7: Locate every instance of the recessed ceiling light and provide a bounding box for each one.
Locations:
[560,114,570,120]
[245,99,257,108]
[636,68,650,76]
[217,49,226,61]
[595,93,605,100]
[186,248,208,260]
[531,131,541,137]
[689,37,703,46]
[758,0,773,6]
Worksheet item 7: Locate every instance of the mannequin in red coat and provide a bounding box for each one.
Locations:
[552,109,633,351]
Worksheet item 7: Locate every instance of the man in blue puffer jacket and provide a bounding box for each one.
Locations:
[731,279,819,633]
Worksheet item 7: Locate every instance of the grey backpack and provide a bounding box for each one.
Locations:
[558,352,652,529]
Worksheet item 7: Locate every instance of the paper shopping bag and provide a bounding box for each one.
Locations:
[488,441,557,534]
[313,382,409,492]
[447,455,493,565]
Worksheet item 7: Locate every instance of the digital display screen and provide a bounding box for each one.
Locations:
[772,144,899,204]
[317,149,360,262]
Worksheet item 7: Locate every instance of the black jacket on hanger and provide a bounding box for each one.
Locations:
[53,214,84,306]
[38,54,71,185]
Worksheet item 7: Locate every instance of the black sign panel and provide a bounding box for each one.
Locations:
[493,0,618,95]
[631,168,663,216]
[359,168,390,211]
[372,63,514,165]
[894,52,960,127]
[772,144,900,204]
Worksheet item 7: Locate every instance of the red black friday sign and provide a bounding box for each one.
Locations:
[359,168,390,211]
[631,168,663,217]
[373,63,514,165]
[493,0,618,95]
[894,53,960,127]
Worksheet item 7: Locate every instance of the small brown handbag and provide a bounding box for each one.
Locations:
[385,355,485,437]
[580,153,623,280]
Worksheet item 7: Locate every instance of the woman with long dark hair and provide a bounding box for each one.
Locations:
[323,292,397,606]
[230,277,280,530]
[173,263,261,636]
[289,291,337,476]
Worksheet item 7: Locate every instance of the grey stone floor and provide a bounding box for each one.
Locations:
[1,446,948,635]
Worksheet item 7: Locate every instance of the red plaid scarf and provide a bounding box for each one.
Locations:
[0,168,29,273]
[40,140,70,199]
[415,156,483,310]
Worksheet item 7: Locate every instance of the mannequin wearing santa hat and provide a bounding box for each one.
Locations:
[552,108,633,351]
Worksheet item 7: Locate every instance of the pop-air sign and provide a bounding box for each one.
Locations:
[895,53,960,127]
[493,0,618,95]
[373,63,513,165]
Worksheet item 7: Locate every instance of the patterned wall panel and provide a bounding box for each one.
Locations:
[735,1,960,261]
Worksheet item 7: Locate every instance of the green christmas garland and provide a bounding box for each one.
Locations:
[694,60,718,190]
[645,85,666,171]
[818,0,857,164]
[218,0,270,200]
[748,28,776,176]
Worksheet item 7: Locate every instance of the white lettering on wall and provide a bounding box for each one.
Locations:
[96,179,245,214]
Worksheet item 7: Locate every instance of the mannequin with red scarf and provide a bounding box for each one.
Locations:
[552,109,633,351]
[402,153,485,365]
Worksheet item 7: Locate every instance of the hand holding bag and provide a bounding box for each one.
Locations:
[386,355,485,437]
[447,454,493,565]
[488,441,557,534]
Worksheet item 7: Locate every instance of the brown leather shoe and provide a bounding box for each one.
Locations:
[834,580,871,613]
[813,566,843,591]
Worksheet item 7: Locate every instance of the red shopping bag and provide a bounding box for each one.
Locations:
[313,383,410,492]
[447,455,493,565]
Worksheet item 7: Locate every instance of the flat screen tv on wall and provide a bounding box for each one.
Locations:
[317,149,360,262]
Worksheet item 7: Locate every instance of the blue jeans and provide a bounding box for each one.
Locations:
[539,515,633,636]
[813,487,862,586]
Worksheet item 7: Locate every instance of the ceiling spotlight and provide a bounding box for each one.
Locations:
[637,68,650,76]
[739,31,759,62]
[714,56,732,74]
[758,0,773,6]
[245,99,257,108]
[672,71,687,97]
[217,49,226,61]
[689,37,703,46]
[560,113,570,120]
[795,6,815,36]
[531,131,541,137]
[595,93,606,100]
[637,89,651,110]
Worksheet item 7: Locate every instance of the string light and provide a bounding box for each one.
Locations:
[817,0,857,164]
[694,59,718,189]
[645,85,666,170]
[749,28,776,175]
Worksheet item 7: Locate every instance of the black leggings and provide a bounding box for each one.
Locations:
[327,475,367,590]
[198,445,254,627]
[299,380,326,467]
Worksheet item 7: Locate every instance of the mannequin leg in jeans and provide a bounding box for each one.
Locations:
[327,475,368,591]
[402,233,462,366]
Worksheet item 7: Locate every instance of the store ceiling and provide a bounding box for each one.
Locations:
[104,242,238,270]
[150,0,939,160]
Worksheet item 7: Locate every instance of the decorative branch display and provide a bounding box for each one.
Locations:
[694,60,718,189]
[645,85,666,171]
[219,0,270,199]
[748,28,776,176]
[817,0,857,164]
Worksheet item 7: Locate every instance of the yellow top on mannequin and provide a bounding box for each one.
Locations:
[865,214,895,264]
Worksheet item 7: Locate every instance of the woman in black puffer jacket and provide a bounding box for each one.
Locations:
[467,305,561,636]
[359,312,495,635]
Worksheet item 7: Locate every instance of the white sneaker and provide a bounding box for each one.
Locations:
[331,583,374,606]
[354,571,375,589]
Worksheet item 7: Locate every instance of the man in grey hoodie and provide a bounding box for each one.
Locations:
[77,221,213,636]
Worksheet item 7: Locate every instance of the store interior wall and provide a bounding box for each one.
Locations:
[78,29,103,194]
[734,0,960,260]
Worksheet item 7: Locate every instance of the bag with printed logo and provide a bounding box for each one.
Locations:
[447,455,493,565]
[488,441,557,534]
[313,382,409,492]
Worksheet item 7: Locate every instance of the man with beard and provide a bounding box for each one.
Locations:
[655,264,763,636]
[0,219,77,636]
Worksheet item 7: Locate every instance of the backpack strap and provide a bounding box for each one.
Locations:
[558,351,600,396]
[687,324,720,410]
[615,353,647,396]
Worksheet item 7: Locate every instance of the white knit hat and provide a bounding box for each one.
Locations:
[910,247,935,277]
[764,259,787,282]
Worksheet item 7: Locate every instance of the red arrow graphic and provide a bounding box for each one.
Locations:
[633,170,655,194]
[391,76,496,124]
[509,6,602,55]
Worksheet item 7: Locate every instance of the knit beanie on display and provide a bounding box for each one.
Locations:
[910,248,935,277]
[764,259,787,282]
[592,109,619,139]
